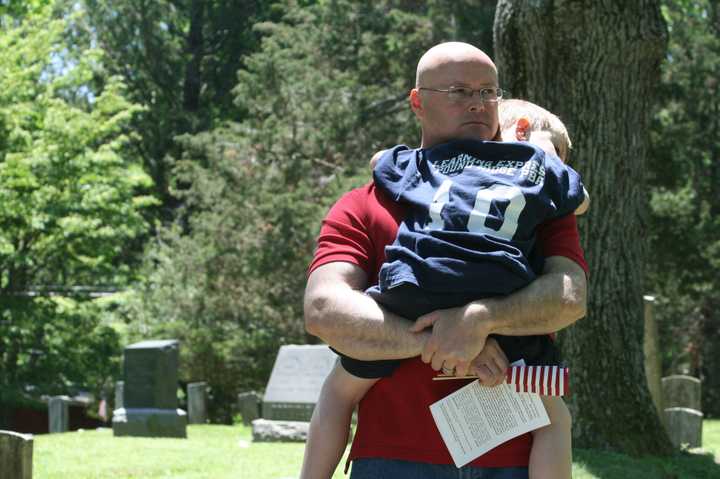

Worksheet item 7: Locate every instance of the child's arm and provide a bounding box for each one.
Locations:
[575,187,590,215]
[300,364,378,479]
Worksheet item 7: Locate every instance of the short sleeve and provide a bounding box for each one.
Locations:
[308,188,374,275]
[535,214,588,274]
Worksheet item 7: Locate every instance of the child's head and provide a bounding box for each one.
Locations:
[499,99,572,163]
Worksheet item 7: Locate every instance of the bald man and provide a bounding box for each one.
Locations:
[413,42,501,146]
[302,42,587,478]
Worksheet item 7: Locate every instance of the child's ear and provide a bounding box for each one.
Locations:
[409,88,423,117]
[515,117,531,141]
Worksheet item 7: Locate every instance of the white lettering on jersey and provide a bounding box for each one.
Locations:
[467,185,525,240]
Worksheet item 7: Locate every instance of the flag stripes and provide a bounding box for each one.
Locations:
[505,366,569,396]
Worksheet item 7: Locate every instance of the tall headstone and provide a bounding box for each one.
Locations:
[112,339,187,438]
[662,375,702,450]
[238,391,261,426]
[643,295,663,419]
[48,396,70,433]
[115,381,124,409]
[0,430,33,479]
[662,375,701,410]
[187,382,208,424]
[262,345,337,421]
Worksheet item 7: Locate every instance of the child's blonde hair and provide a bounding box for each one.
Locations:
[499,99,572,162]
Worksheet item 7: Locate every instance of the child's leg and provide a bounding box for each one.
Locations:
[299,363,378,479]
[529,396,572,479]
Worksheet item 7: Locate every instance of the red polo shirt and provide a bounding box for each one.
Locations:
[309,182,587,468]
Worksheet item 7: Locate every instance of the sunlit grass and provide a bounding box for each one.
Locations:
[33,421,719,478]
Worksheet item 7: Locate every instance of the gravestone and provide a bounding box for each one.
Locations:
[0,430,33,479]
[112,339,187,438]
[262,345,338,421]
[48,396,70,433]
[643,295,663,420]
[662,375,702,450]
[662,375,701,410]
[664,407,703,448]
[187,382,208,424]
[115,381,124,409]
[238,391,261,426]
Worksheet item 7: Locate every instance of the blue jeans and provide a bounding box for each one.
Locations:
[350,458,529,479]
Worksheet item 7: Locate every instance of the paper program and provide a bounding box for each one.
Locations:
[430,379,550,467]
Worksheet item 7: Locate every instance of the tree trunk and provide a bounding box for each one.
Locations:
[183,0,204,113]
[494,0,672,455]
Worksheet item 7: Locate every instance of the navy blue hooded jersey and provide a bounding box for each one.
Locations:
[373,139,585,295]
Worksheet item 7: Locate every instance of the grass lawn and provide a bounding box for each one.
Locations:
[33,420,720,478]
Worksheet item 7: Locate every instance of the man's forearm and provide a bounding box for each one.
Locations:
[304,263,428,361]
[471,256,587,336]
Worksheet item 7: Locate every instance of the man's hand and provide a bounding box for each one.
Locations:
[408,303,492,377]
[468,337,509,387]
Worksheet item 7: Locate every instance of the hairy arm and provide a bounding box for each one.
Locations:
[474,255,586,336]
[304,261,430,360]
[412,255,587,376]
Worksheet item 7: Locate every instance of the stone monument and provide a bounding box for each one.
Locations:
[187,382,208,424]
[252,345,337,442]
[262,344,338,422]
[48,396,70,433]
[238,391,261,425]
[662,375,701,410]
[112,339,187,438]
[0,430,33,479]
[664,407,703,449]
[662,374,703,448]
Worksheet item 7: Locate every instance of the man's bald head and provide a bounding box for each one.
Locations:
[410,42,501,146]
[415,42,497,87]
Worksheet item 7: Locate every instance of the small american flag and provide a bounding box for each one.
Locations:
[506,365,569,396]
[434,365,570,397]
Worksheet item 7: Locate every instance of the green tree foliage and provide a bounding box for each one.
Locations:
[2,0,715,435]
[0,7,154,290]
[649,0,720,416]
[233,0,497,168]
[0,297,121,409]
[120,127,345,422]
[82,0,276,213]
[123,0,497,422]
[0,0,52,20]
[0,5,151,403]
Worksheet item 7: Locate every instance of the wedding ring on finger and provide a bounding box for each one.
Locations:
[442,365,455,375]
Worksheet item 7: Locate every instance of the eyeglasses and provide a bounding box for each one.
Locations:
[418,86,504,104]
